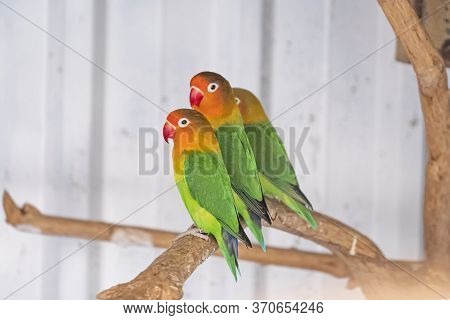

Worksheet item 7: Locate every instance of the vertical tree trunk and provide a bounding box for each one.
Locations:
[395,0,450,67]
[379,0,450,272]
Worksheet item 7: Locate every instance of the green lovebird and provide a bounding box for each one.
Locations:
[234,88,317,228]
[190,72,271,251]
[163,108,251,280]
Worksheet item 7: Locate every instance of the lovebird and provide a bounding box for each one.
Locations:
[189,72,272,250]
[163,108,251,280]
[234,88,317,228]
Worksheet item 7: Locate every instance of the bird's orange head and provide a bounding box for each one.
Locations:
[163,108,219,154]
[189,71,241,127]
[233,88,269,125]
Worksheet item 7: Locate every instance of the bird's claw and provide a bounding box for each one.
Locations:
[173,227,210,243]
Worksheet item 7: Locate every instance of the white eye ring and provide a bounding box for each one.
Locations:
[178,118,190,128]
[207,82,219,93]
[235,97,241,104]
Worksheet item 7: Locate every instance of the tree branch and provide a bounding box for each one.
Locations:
[97,233,216,299]
[97,199,433,300]
[3,190,426,299]
[379,0,450,270]
[2,190,350,278]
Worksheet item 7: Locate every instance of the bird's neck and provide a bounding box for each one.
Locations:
[207,102,243,129]
[172,128,220,159]
[241,103,269,125]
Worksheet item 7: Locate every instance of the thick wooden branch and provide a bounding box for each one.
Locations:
[99,199,435,300]
[98,233,216,299]
[2,190,349,278]
[379,0,450,270]
[266,200,445,299]
[3,190,427,299]
[97,234,354,300]
[267,201,383,259]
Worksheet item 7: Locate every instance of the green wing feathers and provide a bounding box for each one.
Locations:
[177,151,253,279]
[245,122,316,228]
[216,125,272,225]
[260,174,317,229]
[233,190,266,251]
[184,152,238,230]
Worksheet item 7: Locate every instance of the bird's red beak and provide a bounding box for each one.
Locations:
[190,86,204,107]
[163,121,176,143]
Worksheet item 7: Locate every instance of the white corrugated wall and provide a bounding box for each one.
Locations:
[0,0,425,299]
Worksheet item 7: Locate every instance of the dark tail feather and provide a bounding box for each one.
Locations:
[247,196,272,225]
[234,187,272,225]
[293,184,314,210]
[221,215,252,247]
[258,196,272,224]
[237,222,252,248]
[249,211,266,251]
[222,229,240,277]
[250,211,262,229]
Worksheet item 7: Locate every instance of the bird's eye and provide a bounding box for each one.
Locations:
[235,97,241,105]
[178,118,190,128]
[207,82,219,93]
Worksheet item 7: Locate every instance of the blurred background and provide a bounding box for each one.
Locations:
[0,0,426,299]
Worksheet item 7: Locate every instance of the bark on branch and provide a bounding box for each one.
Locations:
[379,0,450,270]
[2,191,349,277]
[2,191,425,299]
[73,199,446,299]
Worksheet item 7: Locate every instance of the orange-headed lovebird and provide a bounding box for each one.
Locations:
[163,108,251,279]
[234,88,316,228]
[189,72,271,250]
